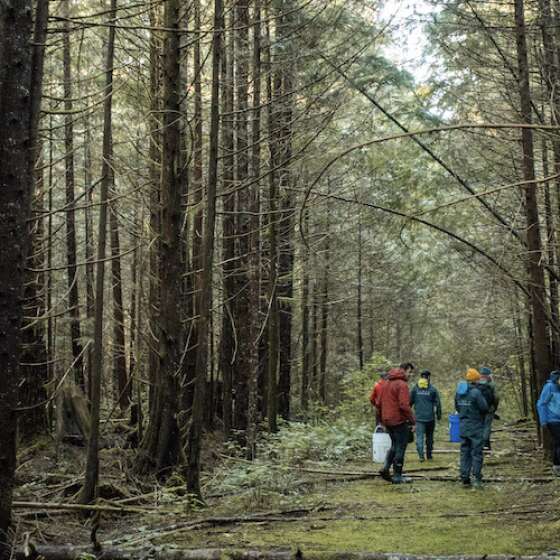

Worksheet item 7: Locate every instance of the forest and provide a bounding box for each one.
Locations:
[1,0,560,557]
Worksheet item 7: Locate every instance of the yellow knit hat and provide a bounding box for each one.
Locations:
[466,368,481,382]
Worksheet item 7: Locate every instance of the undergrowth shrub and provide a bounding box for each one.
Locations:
[207,356,393,501]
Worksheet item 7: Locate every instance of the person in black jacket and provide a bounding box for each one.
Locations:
[410,370,442,461]
[477,367,499,450]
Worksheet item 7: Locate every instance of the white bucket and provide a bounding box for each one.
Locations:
[372,426,392,463]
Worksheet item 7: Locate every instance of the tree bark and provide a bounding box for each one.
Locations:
[246,0,263,455]
[277,74,295,422]
[357,215,364,370]
[110,196,130,411]
[233,0,251,437]
[514,0,552,394]
[300,208,310,413]
[83,112,95,404]
[19,0,50,440]
[0,0,35,551]
[319,191,330,404]
[62,0,85,391]
[81,0,118,505]
[185,0,223,497]
[220,1,235,437]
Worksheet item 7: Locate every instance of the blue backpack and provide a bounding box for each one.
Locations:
[456,381,469,397]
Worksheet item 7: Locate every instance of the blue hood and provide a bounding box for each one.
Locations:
[456,381,469,396]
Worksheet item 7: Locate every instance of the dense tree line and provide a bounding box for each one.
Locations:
[4,0,560,555]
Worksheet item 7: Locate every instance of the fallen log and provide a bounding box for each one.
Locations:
[406,474,555,483]
[109,505,334,547]
[16,544,557,560]
[12,501,160,515]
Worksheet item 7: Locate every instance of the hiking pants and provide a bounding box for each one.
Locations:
[384,423,410,475]
[483,414,493,448]
[416,420,435,459]
[548,422,560,466]
[460,432,484,481]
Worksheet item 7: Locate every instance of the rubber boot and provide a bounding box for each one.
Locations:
[472,478,483,489]
[392,465,412,484]
[379,458,392,482]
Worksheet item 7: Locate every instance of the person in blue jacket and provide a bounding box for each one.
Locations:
[536,370,560,476]
[455,368,489,488]
[410,370,442,461]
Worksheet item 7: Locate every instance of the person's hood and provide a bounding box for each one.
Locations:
[456,381,469,396]
[387,367,407,381]
[548,370,560,384]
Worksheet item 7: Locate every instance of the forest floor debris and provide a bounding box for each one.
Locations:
[13,421,560,556]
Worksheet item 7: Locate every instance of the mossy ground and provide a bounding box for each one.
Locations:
[15,423,560,555]
[150,426,560,556]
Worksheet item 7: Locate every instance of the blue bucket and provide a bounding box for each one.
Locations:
[448,413,461,443]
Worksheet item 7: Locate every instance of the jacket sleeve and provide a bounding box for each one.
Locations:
[410,386,417,407]
[399,383,415,423]
[537,384,551,425]
[434,388,442,420]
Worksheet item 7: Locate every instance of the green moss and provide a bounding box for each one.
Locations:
[153,427,560,556]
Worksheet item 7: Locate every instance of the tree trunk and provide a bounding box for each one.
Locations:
[300,208,310,413]
[233,0,251,437]
[184,0,204,420]
[62,0,85,390]
[319,192,330,404]
[246,0,263,455]
[139,0,184,477]
[513,297,529,417]
[277,63,295,422]
[81,0,118,505]
[185,0,223,497]
[19,0,50,440]
[514,0,552,394]
[158,0,183,472]
[220,1,235,437]
[147,4,162,418]
[540,140,560,361]
[267,66,280,433]
[357,215,364,370]
[0,0,34,551]
[110,197,130,411]
[84,113,95,404]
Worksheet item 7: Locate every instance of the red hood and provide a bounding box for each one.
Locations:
[387,367,407,381]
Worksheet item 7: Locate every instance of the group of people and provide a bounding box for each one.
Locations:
[369,362,499,487]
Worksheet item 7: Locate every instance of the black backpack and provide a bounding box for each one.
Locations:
[477,383,495,411]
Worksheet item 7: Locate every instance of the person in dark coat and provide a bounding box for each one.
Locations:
[455,368,489,488]
[478,366,499,450]
[377,367,415,484]
[410,369,442,461]
[537,370,560,476]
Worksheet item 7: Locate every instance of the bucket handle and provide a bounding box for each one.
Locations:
[374,425,386,434]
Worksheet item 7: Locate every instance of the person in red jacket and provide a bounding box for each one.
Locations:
[369,371,388,425]
[377,366,415,484]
